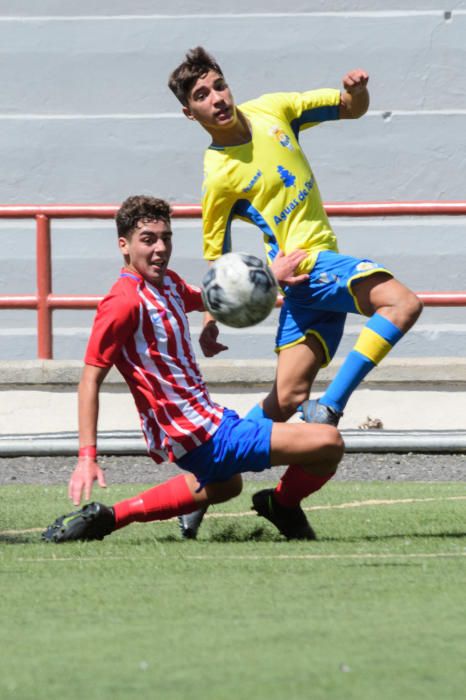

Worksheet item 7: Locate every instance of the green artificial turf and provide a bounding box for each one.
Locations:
[1,481,465,700]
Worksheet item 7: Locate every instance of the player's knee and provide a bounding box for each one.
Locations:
[228,474,243,499]
[318,425,345,468]
[397,289,423,330]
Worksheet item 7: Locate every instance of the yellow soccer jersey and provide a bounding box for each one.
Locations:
[202,89,341,273]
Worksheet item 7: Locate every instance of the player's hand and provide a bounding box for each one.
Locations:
[68,456,107,505]
[270,249,310,286]
[199,320,229,357]
[342,69,369,94]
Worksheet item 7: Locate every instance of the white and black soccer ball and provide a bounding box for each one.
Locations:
[202,252,278,328]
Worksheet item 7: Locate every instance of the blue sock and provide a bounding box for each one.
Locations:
[320,313,403,414]
[244,403,269,421]
[320,352,374,413]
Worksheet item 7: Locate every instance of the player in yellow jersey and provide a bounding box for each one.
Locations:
[168,47,422,540]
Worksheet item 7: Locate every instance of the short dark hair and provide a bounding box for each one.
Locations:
[116,195,171,240]
[168,46,224,106]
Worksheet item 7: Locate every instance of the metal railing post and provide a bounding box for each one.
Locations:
[36,214,53,359]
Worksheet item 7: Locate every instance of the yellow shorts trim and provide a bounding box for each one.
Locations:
[348,268,392,315]
[275,329,332,368]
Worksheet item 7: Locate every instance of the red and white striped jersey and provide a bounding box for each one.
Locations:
[85,268,224,463]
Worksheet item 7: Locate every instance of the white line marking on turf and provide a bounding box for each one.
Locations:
[184,552,466,561]
[1,495,465,536]
[207,495,466,519]
[1,527,43,535]
[12,552,466,563]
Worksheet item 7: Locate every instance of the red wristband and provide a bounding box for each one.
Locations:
[79,445,97,459]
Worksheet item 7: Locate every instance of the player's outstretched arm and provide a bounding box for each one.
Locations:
[340,69,369,119]
[68,363,110,505]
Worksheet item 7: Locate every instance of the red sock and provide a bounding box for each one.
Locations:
[274,464,334,508]
[112,474,198,529]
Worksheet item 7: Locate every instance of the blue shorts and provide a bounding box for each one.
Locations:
[275,250,392,365]
[177,408,273,488]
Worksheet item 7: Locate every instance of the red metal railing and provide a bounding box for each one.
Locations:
[1,202,465,359]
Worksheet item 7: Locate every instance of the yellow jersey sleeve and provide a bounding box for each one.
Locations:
[244,89,341,134]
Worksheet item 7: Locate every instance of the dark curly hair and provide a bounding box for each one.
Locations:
[168,46,224,106]
[116,195,171,240]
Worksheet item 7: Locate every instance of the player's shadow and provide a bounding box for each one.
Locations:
[0,533,39,544]
[321,530,466,543]
[209,524,278,542]
[120,525,280,544]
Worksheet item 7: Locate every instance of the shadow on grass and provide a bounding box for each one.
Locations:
[114,525,279,545]
[3,526,463,547]
[320,530,466,543]
[79,527,466,546]
[0,533,40,544]
[209,524,276,542]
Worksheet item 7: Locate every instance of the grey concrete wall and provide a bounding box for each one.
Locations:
[1,357,466,434]
[0,1,465,359]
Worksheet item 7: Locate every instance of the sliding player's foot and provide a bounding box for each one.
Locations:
[178,506,208,539]
[252,489,316,540]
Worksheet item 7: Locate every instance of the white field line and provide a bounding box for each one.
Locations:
[184,552,466,561]
[208,495,466,519]
[10,552,466,563]
[1,495,465,537]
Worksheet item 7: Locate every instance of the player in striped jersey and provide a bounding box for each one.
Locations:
[42,195,344,543]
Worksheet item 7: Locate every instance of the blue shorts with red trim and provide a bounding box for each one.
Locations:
[177,408,273,488]
[275,250,391,365]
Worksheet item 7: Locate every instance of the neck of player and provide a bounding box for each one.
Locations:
[210,110,252,148]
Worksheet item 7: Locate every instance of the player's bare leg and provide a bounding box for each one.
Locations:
[353,273,422,330]
[270,422,344,470]
[303,273,423,422]
[262,334,325,421]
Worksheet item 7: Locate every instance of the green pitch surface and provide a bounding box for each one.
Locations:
[1,481,465,700]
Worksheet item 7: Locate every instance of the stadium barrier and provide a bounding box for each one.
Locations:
[0,201,465,360]
[0,429,465,456]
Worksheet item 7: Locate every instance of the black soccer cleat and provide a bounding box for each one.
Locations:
[251,489,316,541]
[42,502,116,543]
[178,506,208,540]
[299,399,342,427]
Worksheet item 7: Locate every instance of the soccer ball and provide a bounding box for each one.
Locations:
[202,252,278,328]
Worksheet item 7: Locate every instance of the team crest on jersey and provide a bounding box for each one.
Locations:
[269,125,294,150]
[356,261,378,272]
